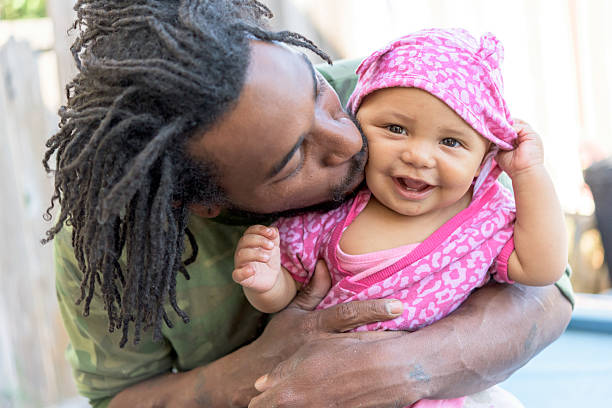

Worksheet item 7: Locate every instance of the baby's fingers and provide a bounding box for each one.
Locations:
[235,246,273,267]
[243,225,277,241]
[512,119,537,136]
[238,232,276,251]
[232,265,256,286]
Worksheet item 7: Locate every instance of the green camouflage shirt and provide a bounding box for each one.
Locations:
[55,59,575,407]
[55,216,266,407]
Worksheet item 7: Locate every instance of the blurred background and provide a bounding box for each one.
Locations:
[0,0,610,407]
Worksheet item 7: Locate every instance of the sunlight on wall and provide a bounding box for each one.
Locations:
[290,0,612,215]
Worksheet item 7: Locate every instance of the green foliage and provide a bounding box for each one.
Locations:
[0,0,46,20]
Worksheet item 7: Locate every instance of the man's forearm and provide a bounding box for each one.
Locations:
[404,281,572,400]
[111,280,572,408]
[108,341,268,408]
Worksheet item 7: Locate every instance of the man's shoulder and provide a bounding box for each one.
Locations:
[316,58,361,81]
[53,217,248,296]
[54,226,83,291]
[54,217,264,402]
[316,58,361,107]
[186,215,247,259]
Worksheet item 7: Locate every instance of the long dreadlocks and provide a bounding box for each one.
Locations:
[42,0,331,347]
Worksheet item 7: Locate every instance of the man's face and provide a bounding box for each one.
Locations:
[187,41,366,215]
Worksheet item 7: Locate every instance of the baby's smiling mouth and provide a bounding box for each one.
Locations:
[395,177,432,192]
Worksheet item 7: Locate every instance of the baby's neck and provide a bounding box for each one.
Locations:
[374,193,471,237]
[340,191,472,255]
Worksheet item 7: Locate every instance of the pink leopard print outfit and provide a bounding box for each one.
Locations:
[276,166,515,333]
[276,28,519,407]
[276,167,515,408]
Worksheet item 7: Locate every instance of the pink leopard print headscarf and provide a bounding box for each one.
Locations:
[347,28,517,151]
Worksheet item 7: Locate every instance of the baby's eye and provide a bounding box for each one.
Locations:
[387,125,406,135]
[441,137,461,147]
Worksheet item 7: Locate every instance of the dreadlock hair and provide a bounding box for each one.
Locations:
[42,0,331,347]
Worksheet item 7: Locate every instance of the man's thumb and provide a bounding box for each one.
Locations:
[290,260,332,311]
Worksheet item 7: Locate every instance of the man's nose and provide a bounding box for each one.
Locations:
[316,116,362,166]
[400,140,435,168]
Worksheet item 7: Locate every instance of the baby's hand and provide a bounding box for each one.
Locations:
[496,119,545,178]
[233,225,281,293]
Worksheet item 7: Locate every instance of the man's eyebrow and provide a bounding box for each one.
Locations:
[268,134,305,179]
[299,52,318,100]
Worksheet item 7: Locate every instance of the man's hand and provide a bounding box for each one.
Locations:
[244,259,405,387]
[250,331,415,408]
[247,281,572,408]
[110,265,571,408]
[109,260,403,407]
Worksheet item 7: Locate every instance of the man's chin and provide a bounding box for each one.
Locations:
[222,179,365,224]
[272,186,362,219]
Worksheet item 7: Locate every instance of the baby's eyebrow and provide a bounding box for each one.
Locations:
[438,126,473,139]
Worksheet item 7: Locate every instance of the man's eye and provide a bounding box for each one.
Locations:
[441,137,461,147]
[387,125,406,135]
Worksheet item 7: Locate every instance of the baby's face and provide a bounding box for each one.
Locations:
[356,87,490,219]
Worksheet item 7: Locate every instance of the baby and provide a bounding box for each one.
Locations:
[232,28,568,407]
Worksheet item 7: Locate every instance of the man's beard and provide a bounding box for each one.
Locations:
[224,113,368,223]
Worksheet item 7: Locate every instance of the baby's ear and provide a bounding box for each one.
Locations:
[475,161,485,178]
[475,143,496,178]
[188,203,222,218]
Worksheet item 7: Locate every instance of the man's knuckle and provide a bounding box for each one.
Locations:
[369,301,387,317]
[336,303,358,323]
[298,284,312,296]
[275,389,296,407]
[270,360,286,377]
[299,315,317,335]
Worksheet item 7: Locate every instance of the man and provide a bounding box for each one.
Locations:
[48,1,573,407]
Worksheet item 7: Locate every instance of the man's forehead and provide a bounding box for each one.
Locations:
[248,39,299,60]
[193,41,316,171]
[247,40,297,70]
[246,40,315,84]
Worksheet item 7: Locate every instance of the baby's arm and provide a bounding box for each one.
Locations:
[232,225,299,313]
[496,120,568,286]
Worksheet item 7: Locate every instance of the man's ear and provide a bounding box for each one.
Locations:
[188,203,222,218]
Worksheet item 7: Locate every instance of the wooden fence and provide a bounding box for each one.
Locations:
[0,32,82,408]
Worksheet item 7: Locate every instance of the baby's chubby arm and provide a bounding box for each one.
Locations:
[233,225,299,313]
[496,120,568,285]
